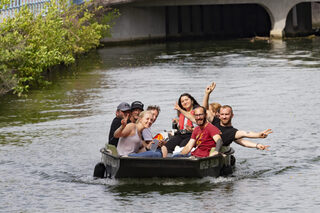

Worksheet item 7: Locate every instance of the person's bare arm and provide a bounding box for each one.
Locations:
[235,129,273,139]
[180,139,196,155]
[161,146,168,158]
[203,82,216,122]
[210,134,223,156]
[235,138,270,150]
[114,114,133,138]
[174,102,196,123]
[203,82,216,109]
[142,140,152,149]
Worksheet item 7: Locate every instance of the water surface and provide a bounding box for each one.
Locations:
[0,38,320,212]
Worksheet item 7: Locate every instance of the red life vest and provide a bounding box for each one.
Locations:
[178,111,194,130]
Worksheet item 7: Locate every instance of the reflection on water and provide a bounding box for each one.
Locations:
[1,38,320,212]
[0,52,104,128]
[108,180,236,197]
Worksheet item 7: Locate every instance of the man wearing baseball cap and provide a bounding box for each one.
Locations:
[108,102,131,147]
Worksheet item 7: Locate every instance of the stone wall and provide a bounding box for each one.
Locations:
[101,6,166,42]
[312,2,320,28]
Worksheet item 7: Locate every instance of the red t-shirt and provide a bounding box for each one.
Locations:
[191,122,220,157]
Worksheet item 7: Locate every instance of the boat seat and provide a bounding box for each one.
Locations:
[105,144,119,157]
[223,147,235,155]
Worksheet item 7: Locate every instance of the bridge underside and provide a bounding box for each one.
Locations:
[165,4,270,39]
[102,2,314,43]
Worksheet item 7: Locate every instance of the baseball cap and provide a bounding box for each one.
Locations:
[131,101,144,110]
[117,102,131,111]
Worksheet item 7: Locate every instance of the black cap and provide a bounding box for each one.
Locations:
[131,101,144,111]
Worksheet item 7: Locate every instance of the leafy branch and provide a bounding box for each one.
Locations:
[0,0,119,96]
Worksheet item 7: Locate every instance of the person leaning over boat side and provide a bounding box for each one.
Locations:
[108,102,131,147]
[129,101,153,149]
[129,100,154,148]
[179,82,272,151]
[115,111,154,156]
[172,106,223,158]
[161,93,200,157]
[128,106,165,158]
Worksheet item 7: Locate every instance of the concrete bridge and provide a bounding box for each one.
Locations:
[101,0,320,42]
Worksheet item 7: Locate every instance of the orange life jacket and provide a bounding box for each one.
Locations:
[178,111,194,130]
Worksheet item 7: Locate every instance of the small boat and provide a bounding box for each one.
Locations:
[94,144,236,178]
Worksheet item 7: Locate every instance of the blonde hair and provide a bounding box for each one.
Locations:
[209,102,221,113]
[137,110,153,123]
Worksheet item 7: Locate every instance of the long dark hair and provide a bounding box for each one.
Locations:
[178,93,200,112]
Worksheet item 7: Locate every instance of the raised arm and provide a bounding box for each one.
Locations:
[234,138,270,150]
[203,82,216,123]
[113,114,132,138]
[235,129,273,139]
[203,82,216,109]
[174,102,196,123]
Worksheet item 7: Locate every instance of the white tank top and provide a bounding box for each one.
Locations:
[117,127,142,156]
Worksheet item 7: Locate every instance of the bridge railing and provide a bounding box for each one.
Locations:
[0,0,85,21]
[0,0,51,21]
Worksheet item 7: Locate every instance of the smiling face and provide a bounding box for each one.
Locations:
[194,107,206,127]
[131,108,143,122]
[139,112,154,129]
[180,95,193,111]
[149,109,159,123]
[219,107,233,126]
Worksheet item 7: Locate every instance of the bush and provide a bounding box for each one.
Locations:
[0,0,119,96]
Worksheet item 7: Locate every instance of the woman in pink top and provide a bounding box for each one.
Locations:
[115,111,154,156]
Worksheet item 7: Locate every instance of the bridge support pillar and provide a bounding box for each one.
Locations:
[270,29,284,38]
[265,1,313,39]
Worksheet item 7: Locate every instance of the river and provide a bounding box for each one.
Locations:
[0,38,319,212]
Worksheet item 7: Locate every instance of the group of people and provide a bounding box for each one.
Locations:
[107,82,272,158]
[108,101,162,157]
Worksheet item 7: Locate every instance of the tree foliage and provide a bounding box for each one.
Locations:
[0,0,119,96]
[0,0,12,8]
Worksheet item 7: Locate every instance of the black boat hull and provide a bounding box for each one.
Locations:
[100,148,235,178]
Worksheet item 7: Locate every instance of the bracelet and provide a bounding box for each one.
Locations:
[256,143,260,149]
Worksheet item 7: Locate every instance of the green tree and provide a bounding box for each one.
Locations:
[0,0,119,96]
[0,0,12,8]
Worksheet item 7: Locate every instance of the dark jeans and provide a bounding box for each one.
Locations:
[165,133,191,153]
[173,153,191,158]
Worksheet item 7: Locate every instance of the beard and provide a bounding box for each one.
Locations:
[196,118,206,127]
[221,118,232,126]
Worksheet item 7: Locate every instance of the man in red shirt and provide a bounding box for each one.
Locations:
[178,106,223,157]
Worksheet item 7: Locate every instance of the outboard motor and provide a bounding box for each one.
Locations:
[93,162,106,178]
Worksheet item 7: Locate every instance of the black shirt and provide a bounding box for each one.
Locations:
[108,117,122,147]
[211,117,238,146]
[108,117,131,147]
